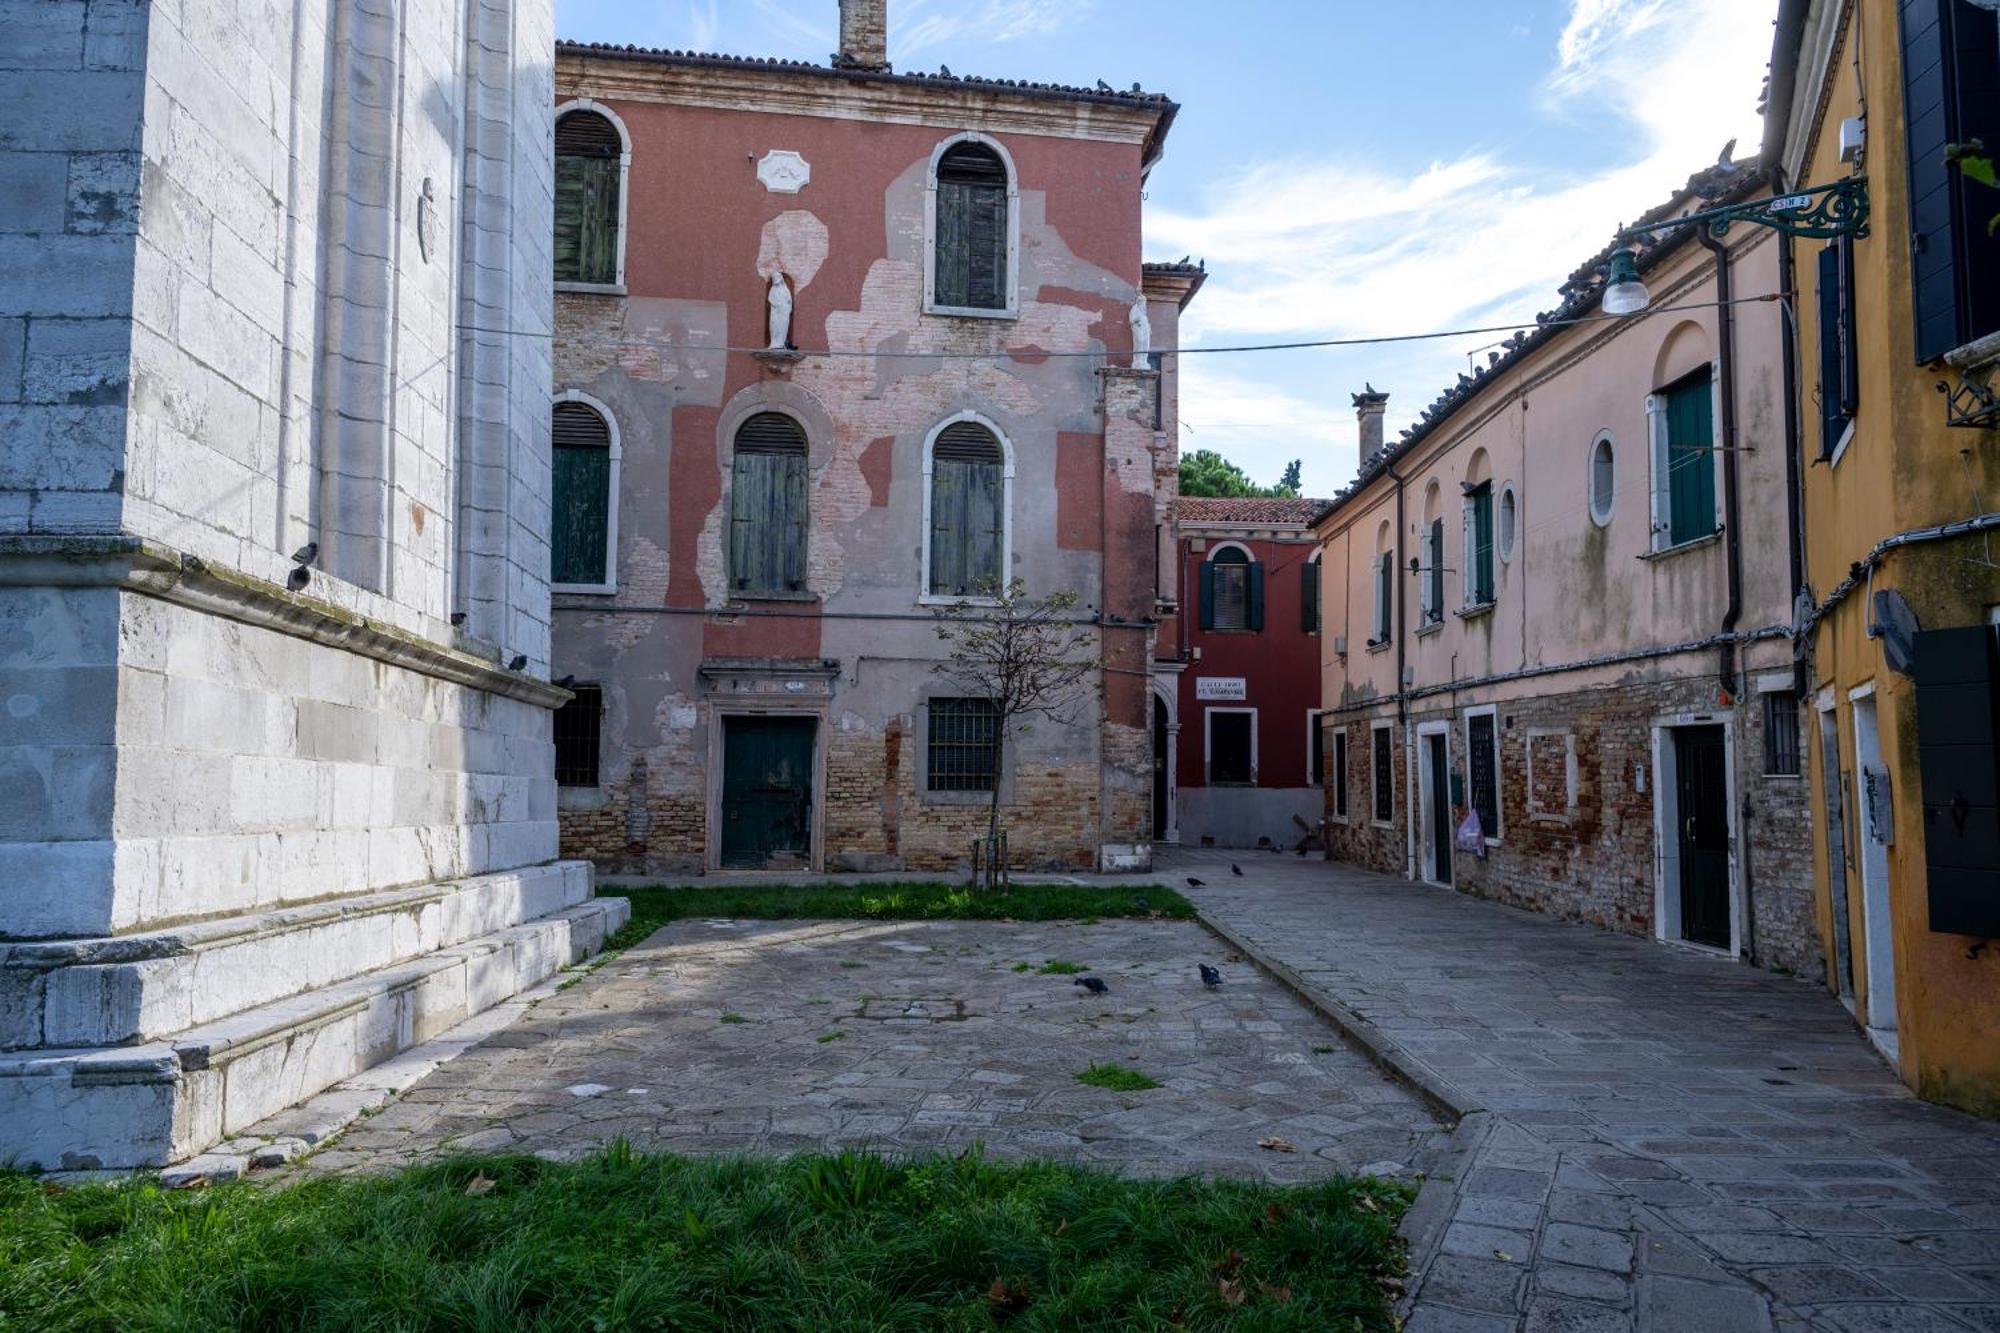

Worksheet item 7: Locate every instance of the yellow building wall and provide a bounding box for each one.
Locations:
[1794,0,2000,1115]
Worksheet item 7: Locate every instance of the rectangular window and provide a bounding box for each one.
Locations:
[1467,710,1500,839]
[1464,484,1495,606]
[1209,710,1253,785]
[1332,728,1350,818]
[553,685,603,787]
[1651,367,1717,547]
[1765,690,1802,776]
[1899,0,2000,362]
[1421,520,1443,626]
[1373,551,1393,643]
[1301,559,1321,633]
[928,698,1000,792]
[1372,724,1394,823]
[1818,237,1859,457]
[1308,711,1326,787]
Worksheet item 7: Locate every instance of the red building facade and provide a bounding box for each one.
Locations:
[1161,498,1329,849]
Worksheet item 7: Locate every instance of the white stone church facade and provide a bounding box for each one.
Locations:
[0,0,623,1169]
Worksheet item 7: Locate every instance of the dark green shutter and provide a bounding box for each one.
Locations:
[1247,561,1265,631]
[935,180,971,308]
[1818,242,1851,455]
[1198,561,1216,631]
[551,403,610,584]
[1665,370,1717,546]
[554,112,621,285]
[930,423,1004,595]
[964,184,1007,309]
[1472,487,1495,604]
[730,413,809,596]
[935,142,1009,311]
[1900,0,2000,363]
[1914,624,2000,936]
[1301,561,1320,633]
[1377,552,1393,640]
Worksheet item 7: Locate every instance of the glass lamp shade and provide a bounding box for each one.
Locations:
[1601,246,1651,315]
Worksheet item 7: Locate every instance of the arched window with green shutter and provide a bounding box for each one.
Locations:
[931,138,1013,313]
[551,399,614,589]
[554,108,624,286]
[926,419,1007,597]
[729,412,810,597]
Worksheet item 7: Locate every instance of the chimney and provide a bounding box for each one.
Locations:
[833,0,891,72]
[1352,383,1389,456]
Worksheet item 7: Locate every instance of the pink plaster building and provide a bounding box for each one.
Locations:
[542,2,1192,874]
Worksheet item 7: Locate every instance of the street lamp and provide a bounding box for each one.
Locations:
[1600,175,1870,316]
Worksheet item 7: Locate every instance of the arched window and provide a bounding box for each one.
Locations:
[551,398,616,589]
[1589,433,1615,527]
[930,137,1013,313]
[730,412,809,597]
[1200,544,1263,633]
[554,107,625,286]
[927,419,1007,596]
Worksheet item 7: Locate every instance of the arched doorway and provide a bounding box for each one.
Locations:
[1153,695,1170,840]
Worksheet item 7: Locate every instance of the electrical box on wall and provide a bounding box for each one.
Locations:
[1838,115,1865,164]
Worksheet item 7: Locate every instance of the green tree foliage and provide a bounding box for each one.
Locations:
[1179,448,1302,498]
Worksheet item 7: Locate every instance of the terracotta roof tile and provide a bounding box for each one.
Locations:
[1178,497,1329,525]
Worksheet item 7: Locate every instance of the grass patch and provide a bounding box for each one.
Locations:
[0,1148,1409,1329]
[817,1031,846,1044]
[1034,959,1085,976]
[604,882,1191,952]
[718,1013,748,1025]
[1075,1062,1163,1092]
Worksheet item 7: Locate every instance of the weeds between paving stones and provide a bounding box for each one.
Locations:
[1075,1063,1162,1092]
[0,1147,1411,1329]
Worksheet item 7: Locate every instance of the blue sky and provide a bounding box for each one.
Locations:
[555,0,1777,498]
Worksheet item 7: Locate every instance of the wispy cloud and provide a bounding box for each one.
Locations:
[1152,0,1772,497]
[685,0,720,52]
[892,0,1092,64]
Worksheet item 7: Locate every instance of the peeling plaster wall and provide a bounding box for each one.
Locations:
[552,88,1167,873]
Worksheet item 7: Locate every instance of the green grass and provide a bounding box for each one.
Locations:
[718,1013,748,1025]
[817,1031,846,1044]
[0,1147,1410,1330]
[1034,959,1085,976]
[603,882,1191,953]
[1075,1062,1163,1093]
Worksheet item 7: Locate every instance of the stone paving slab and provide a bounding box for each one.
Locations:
[292,915,1448,1183]
[1173,849,2000,1332]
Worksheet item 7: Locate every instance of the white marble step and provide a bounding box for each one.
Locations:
[1,861,593,1049]
[0,895,629,1170]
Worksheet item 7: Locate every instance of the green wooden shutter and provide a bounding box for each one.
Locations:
[730,413,809,596]
[575,156,619,284]
[1665,370,1717,546]
[935,180,971,308]
[965,183,1007,309]
[554,112,621,286]
[1899,0,2000,362]
[1198,561,1216,631]
[1472,487,1495,604]
[1818,242,1850,456]
[931,423,1004,596]
[936,142,1009,310]
[551,403,610,585]
[553,155,586,281]
[1247,561,1265,631]
[1301,561,1320,633]
[1914,624,2000,936]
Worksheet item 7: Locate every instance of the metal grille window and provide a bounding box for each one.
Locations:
[1372,726,1394,822]
[1467,711,1499,838]
[928,697,1000,792]
[1764,690,1802,776]
[551,402,612,585]
[554,111,621,285]
[934,140,1009,310]
[928,421,1005,596]
[553,685,603,787]
[730,412,809,597]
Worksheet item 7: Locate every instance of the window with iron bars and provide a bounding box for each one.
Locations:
[1764,690,1802,777]
[554,685,603,787]
[928,697,1000,792]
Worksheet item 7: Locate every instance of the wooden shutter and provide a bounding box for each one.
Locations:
[1664,370,1717,545]
[1301,561,1321,633]
[1915,624,2000,935]
[935,142,1008,310]
[1376,552,1393,641]
[930,422,1003,595]
[1334,731,1348,817]
[1645,393,1671,548]
[965,182,1007,308]
[550,402,610,584]
[1471,487,1495,604]
[1900,0,2000,361]
[1246,561,1265,632]
[1818,242,1852,456]
[1198,560,1216,631]
[554,112,620,285]
[730,413,808,596]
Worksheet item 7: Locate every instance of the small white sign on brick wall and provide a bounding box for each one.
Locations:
[1195,677,1246,701]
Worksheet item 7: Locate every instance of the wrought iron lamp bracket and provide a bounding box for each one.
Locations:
[1938,368,2000,430]
[1619,176,1870,244]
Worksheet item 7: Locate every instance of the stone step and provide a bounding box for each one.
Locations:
[0,895,629,1170]
[1,862,593,1049]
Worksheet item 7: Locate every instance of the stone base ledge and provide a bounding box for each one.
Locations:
[2,862,594,1049]
[0,896,629,1170]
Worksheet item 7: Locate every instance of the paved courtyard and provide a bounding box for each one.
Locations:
[1174,850,2000,1333]
[296,914,1447,1182]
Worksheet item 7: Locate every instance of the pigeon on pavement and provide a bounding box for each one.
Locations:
[1073,976,1109,995]
[1198,963,1222,988]
[1231,863,1244,877]
[1186,877,1205,887]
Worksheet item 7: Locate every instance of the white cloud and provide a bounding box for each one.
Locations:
[892,0,1092,63]
[1152,0,1774,497]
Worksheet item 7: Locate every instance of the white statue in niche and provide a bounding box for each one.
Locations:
[766,271,793,350]
[1129,295,1152,364]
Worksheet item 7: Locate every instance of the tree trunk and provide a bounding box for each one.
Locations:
[985,736,1003,889]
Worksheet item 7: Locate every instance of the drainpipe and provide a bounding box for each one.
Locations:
[1388,464,1411,880]
[1772,190,1810,697]
[1700,231,1745,698]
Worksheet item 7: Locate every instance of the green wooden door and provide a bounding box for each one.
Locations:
[1664,370,1716,547]
[1675,724,1731,948]
[720,717,816,869]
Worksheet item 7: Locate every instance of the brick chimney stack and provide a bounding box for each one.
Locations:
[833,0,891,72]
[1352,383,1389,457]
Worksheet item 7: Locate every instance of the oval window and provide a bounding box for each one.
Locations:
[1498,486,1518,562]
[1589,435,1615,526]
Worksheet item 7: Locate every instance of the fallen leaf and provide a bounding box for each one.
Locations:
[1258,1281,1292,1306]
[1358,1193,1381,1213]
[1224,952,1244,963]
[1492,1249,1513,1262]
[1217,1277,1245,1306]
[1257,1136,1296,1153]
[464,1173,496,1197]
[987,1277,1031,1323]
[1211,1248,1246,1277]
[1264,1202,1290,1225]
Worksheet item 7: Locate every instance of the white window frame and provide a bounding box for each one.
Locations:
[1463,702,1502,844]
[552,99,632,295]
[1204,706,1258,787]
[1461,481,1494,611]
[550,388,621,595]
[1205,539,1256,632]
[1645,362,1725,552]
[923,131,1020,321]
[917,410,1015,606]
[1588,430,1616,527]
[1371,540,1393,646]
[1370,717,1396,828]
[1417,519,1439,627]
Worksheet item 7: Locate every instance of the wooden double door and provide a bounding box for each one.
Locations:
[719,716,816,870]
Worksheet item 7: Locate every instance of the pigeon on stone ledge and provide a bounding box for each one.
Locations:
[1199,963,1222,988]
[1073,976,1109,995]
[1186,877,1205,888]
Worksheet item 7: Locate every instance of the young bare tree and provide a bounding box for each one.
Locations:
[931,579,1097,884]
